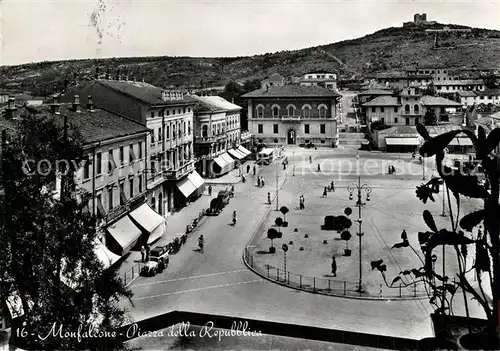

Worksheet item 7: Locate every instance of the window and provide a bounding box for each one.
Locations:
[160,110,164,117]
[119,146,124,165]
[173,125,176,138]
[138,142,143,159]
[258,124,263,134]
[158,127,162,141]
[139,174,143,193]
[188,121,191,134]
[183,122,186,135]
[83,158,90,180]
[371,107,376,113]
[151,130,155,144]
[380,107,385,112]
[321,140,325,144]
[414,104,419,114]
[183,107,186,114]
[166,109,170,116]
[188,107,191,112]
[405,104,410,113]
[151,157,156,174]
[178,109,181,114]
[273,124,278,134]
[129,143,135,163]
[287,105,295,116]
[108,150,115,173]
[319,106,326,118]
[166,126,170,139]
[96,152,102,175]
[257,106,264,118]
[394,118,398,123]
[96,194,105,217]
[381,118,385,124]
[108,187,113,211]
[202,125,208,137]
[272,106,279,118]
[304,124,310,134]
[129,178,134,198]
[119,182,126,206]
[303,106,311,118]
[320,124,326,134]
[394,107,398,113]
[405,118,410,126]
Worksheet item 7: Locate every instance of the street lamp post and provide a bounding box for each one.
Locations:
[347,176,372,294]
[276,161,279,211]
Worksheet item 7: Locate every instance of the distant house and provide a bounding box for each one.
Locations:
[376,72,432,89]
[299,72,337,91]
[13,93,44,106]
[456,89,500,107]
[434,79,485,94]
[261,73,286,88]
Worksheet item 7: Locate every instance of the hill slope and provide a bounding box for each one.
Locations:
[1,23,499,96]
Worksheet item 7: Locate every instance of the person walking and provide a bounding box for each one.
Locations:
[257,176,261,187]
[253,165,256,175]
[331,181,335,192]
[309,156,312,163]
[300,195,305,209]
[401,229,408,242]
[268,192,271,204]
[208,185,212,196]
[261,178,265,187]
[317,163,321,172]
[145,244,151,262]
[140,245,146,263]
[331,257,337,277]
[322,187,328,198]
[247,164,250,173]
[231,185,235,193]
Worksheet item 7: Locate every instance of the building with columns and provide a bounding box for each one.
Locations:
[64,77,204,216]
[242,85,341,147]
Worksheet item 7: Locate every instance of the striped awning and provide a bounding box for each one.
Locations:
[227,148,245,160]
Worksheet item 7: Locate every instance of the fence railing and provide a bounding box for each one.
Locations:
[244,247,428,299]
[122,261,144,286]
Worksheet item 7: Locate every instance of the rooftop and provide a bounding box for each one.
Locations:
[362,96,400,107]
[456,91,477,97]
[6,103,150,144]
[433,79,484,86]
[420,96,462,107]
[475,89,500,97]
[242,85,341,98]
[358,89,393,96]
[97,79,191,106]
[184,95,241,113]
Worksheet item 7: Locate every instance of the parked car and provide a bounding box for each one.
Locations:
[141,246,169,276]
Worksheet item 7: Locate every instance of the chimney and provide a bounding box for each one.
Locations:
[5,97,17,119]
[87,95,94,110]
[72,95,80,112]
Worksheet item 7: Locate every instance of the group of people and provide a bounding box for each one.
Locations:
[321,181,336,197]
[299,195,305,210]
[140,244,151,263]
[257,176,266,187]
[388,165,396,175]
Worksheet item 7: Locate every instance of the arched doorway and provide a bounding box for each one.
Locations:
[287,129,296,145]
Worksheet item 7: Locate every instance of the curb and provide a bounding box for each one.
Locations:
[240,175,428,302]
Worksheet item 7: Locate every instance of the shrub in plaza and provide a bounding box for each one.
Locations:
[0,113,131,350]
[321,215,352,232]
[275,217,284,234]
[267,228,281,254]
[341,230,352,256]
[280,206,289,227]
[371,123,500,350]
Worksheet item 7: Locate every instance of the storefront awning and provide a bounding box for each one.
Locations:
[129,203,165,234]
[188,170,205,189]
[95,240,121,269]
[147,220,165,244]
[237,145,252,157]
[213,156,228,169]
[176,176,197,198]
[227,148,245,160]
[221,152,235,166]
[385,137,420,146]
[458,137,473,146]
[106,215,142,255]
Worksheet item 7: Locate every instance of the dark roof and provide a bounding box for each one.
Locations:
[97,79,191,106]
[457,91,477,97]
[434,79,484,86]
[357,89,393,96]
[15,104,149,144]
[184,95,241,113]
[475,89,500,97]
[362,96,400,106]
[242,85,340,98]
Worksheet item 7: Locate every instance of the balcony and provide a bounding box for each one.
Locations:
[280,115,302,122]
[163,160,195,180]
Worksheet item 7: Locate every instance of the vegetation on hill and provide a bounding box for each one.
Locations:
[1,23,499,96]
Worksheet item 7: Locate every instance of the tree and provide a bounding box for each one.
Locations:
[275,217,283,234]
[279,206,289,222]
[483,74,499,90]
[423,83,437,97]
[340,230,352,255]
[424,109,438,126]
[267,228,281,249]
[0,112,132,350]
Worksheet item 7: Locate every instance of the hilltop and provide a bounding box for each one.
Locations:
[1,22,500,96]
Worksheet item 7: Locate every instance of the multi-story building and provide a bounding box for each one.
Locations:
[456,89,500,106]
[363,87,461,126]
[1,95,163,261]
[65,75,204,215]
[406,64,456,81]
[186,95,250,178]
[376,73,433,89]
[299,72,337,91]
[434,79,485,94]
[243,85,340,147]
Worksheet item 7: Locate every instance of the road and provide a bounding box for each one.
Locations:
[123,147,435,340]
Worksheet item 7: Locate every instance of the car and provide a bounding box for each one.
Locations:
[141,246,170,277]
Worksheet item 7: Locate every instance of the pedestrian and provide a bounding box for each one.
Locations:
[283,162,286,170]
[412,151,416,159]
[401,229,408,242]
[242,174,246,183]
[331,257,337,277]
[309,156,312,163]
[257,176,261,187]
[231,185,235,193]
[268,192,271,204]
[208,185,212,196]
[322,187,327,198]
[140,245,145,263]
[317,163,321,172]
[145,244,151,262]
[388,165,392,175]
[331,181,335,192]
[253,165,256,175]
[261,178,265,187]
[301,195,305,209]
[247,164,250,173]
[391,165,396,174]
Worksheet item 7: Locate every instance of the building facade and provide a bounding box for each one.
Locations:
[376,73,433,90]
[65,75,203,215]
[299,72,338,91]
[186,95,250,178]
[456,89,500,106]
[434,79,485,94]
[243,85,340,147]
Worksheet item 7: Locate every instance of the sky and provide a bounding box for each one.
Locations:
[1,0,499,66]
